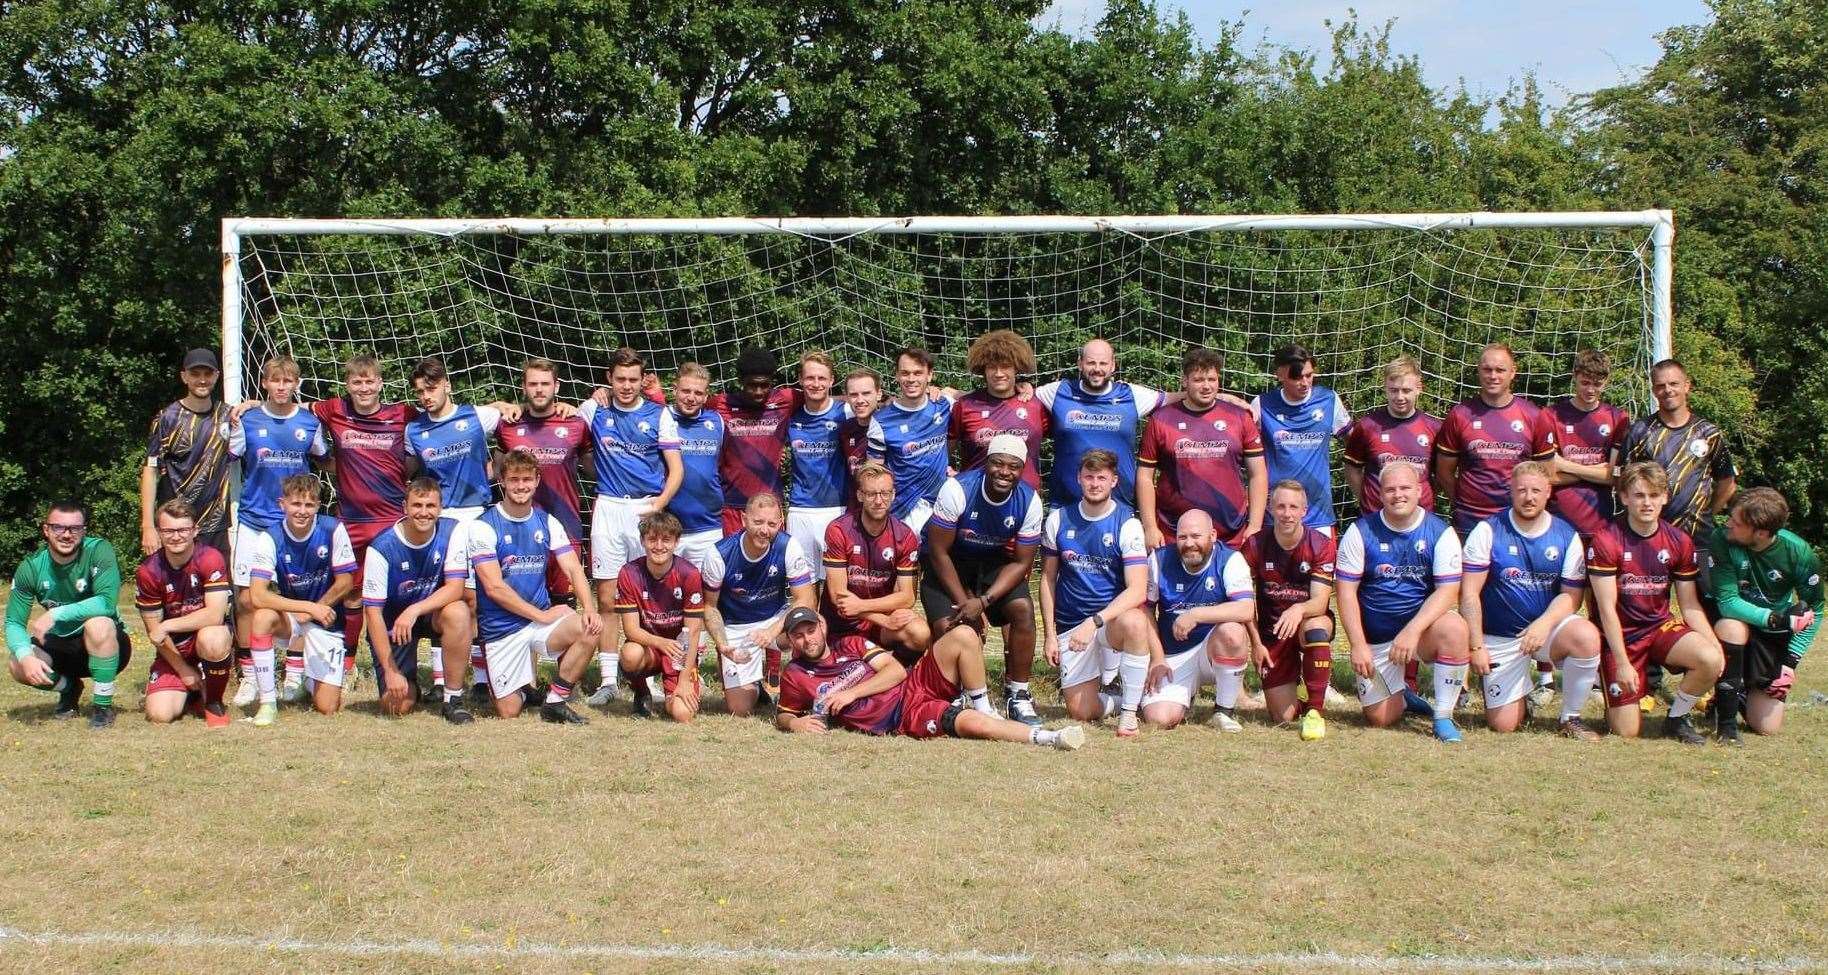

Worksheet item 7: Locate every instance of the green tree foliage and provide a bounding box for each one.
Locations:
[0,0,1815,562]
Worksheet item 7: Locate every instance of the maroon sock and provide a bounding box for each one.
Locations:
[1404,657,1421,693]
[342,610,363,654]
[764,644,783,687]
[202,657,232,706]
[1301,639,1333,716]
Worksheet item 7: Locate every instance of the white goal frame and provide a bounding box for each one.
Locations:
[219,210,1674,404]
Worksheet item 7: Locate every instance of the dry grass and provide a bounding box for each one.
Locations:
[1,605,1824,975]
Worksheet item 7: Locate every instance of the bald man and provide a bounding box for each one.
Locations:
[1035,339,1168,509]
[1140,509,1256,730]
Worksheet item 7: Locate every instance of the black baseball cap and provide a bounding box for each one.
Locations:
[783,607,820,632]
[181,348,220,371]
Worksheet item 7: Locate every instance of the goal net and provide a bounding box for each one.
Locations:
[226,213,1672,517]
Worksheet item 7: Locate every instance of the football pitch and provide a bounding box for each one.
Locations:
[1,623,1824,975]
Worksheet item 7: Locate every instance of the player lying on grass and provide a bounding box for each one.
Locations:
[244,474,356,722]
[6,499,130,729]
[617,511,708,722]
[361,478,473,721]
[1240,480,1337,741]
[136,500,233,726]
[1139,509,1255,732]
[1587,463,1723,744]
[700,493,815,718]
[1706,487,1822,742]
[1459,462,1604,740]
[773,607,1085,750]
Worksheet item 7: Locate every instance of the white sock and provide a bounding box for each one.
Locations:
[1118,653,1147,713]
[1536,667,1555,689]
[430,650,445,686]
[238,657,255,678]
[93,680,115,699]
[1669,688,1700,718]
[1029,727,1060,746]
[1559,655,1601,722]
[1007,679,1030,696]
[597,651,619,685]
[1432,663,1468,720]
[253,649,277,703]
[1215,662,1246,710]
[1097,689,1119,718]
[966,686,993,715]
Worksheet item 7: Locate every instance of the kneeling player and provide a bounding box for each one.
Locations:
[775,608,1085,749]
[701,494,815,717]
[1706,488,1821,742]
[1336,461,1472,742]
[821,463,930,660]
[1460,462,1604,739]
[1240,481,1338,740]
[1139,510,1256,731]
[617,511,708,722]
[136,500,233,725]
[468,450,602,722]
[362,478,474,720]
[6,499,132,728]
[1588,463,1723,743]
[245,475,356,722]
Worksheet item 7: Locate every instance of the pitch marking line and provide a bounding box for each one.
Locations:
[0,925,1817,972]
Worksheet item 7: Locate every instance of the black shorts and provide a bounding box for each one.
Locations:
[1743,628,1793,692]
[918,550,1031,628]
[370,617,438,685]
[36,621,134,678]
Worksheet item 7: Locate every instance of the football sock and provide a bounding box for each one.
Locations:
[470,646,489,689]
[545,676,575,705]
[283,649,304,685]
[444,686,465,705]
[343,654,356,680]
[342,610,362,655]
[1432,659,1469,720]
[1535,659,1555,688]
[966,686,993,714]
[1214,657,1246,710]
[1118,653,1147,714]
[1404,657,1421,692]
[1715,640,1747,728]
[236,648,254,680]
[1668,687,1700,719]
[431,648,446,687]
[202,657,232,706]
[1029,727,1061,747]
[1301,635,1333,715]
[1097,689,1119,718]
[764,643,783,687]
[87,653,118,708]
[597,651,619,687]
[1559,654,1601,722]
[1007,679,1030,696]
[251,635,277,703]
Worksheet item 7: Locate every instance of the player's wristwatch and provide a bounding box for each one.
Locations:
[1091,612,1106,628]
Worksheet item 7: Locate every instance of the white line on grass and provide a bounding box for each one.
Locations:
[0,925,1817,973]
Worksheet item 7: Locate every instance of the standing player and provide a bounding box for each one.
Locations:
[141,348,232,557]
[700,493,816,717]
[706,347,801,534]
[227,354,329,706]
[1548,350,1630,538]
[1459,462,1605,739]
[1335,461,1472,741]
[821,463,930,660]
[665,363,729,568]
[615,512,708,722]
[1252,345,1350,534]
[1035,338,1167,508]
[1587,463,1724,743]
[1614,359,1737,543]
[1342,356,1441,517]
[1138,509,1256,732]
[774,608,1086,750]
[867,346,956,532]
[1435,343,1558,537]
[1706,488,1822,742]
[5,500,130,728]
[495,358,591,606]
[951,330,1047,489]
[578,347,682,702]
[136,501,233,726]
[785,352,852,572]
[921,435,1045,724]
[467,449,601,723]
[1137,347,1266,549]
[1240,481,1338,741]
[361,478,474,721]
[244,475,357,721]
[1041,449,1161,736]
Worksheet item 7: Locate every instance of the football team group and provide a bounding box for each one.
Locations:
[6,331,1820,752]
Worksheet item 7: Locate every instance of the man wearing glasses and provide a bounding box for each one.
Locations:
[6,500,131,727]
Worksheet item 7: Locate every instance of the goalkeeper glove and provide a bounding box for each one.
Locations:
[1768,603,1816,634]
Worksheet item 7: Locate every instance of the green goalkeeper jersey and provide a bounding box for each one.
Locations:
[5,537,123,660]
[1706,527,1824,658]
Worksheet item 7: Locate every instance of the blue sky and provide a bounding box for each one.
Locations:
[1041,1,1715,105]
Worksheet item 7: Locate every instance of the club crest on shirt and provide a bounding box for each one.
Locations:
[534,529,546,544]
[1311,408,1324,421]
[1546,546,1560,560]
[1299,561,1310,572]
[294,428,308,441]
[1414,539,1427,553]
[1768,568,1784,582]
[1204,576,1216,589]
[1102,533,1114,546]
[1016,407,1028,420]
[74,578,87,593]
[638,421,651,433]
[1003,516,1016,528]
[1216,421,1228,432]
[1416,434,1430,446]
[456,419,470,431]
[1688,440,1709,458]
[556,427,569,439]
[1657,548,1671,564]
[1598,424,1612,437]
[1510,419,1525,432]
[672,586,683,599]
[880,547,894,560]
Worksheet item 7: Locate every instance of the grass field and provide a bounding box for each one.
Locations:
[2,602,1825,975]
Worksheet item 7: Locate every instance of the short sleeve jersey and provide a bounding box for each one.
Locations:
[247,516,357,604]
[777,635,905,734]
[134,545,230,623]
[1252,387,1350,528]
[867,395,955,518]
[1138,399,1264,540]
[787,399,853,509]
[1037,379,1164,506]
[315,398,417,526]
[467,504,572,642]
[820,511,920,635]
[495,413,590,539]
[668,408,727,533]
[701,532,814,625]
[1548,398,1630,538]
[405,404,501,509]
[360,518,468,624]
[708,387,800,510]
[1462,511,1587,638]
[1335,510,1463,644]
[950,390,1049,490]
[1239,528,1337,621]
[228,405,329,530]
[1042,500,1149,631]
[1342,407,1442,515]
[146,400,232,534]
[1615,415,1736,540]
[614,556,705,640]
[928,470,1044,560]
[1586,518,1697,645]
[1146,544,1254,656]
[578,398,682,499]
[1436,397,1557,532]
